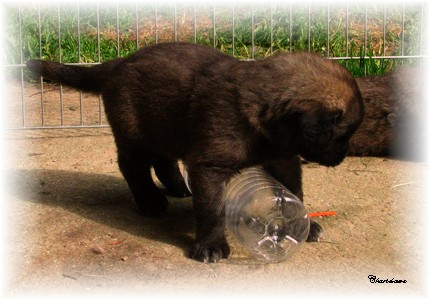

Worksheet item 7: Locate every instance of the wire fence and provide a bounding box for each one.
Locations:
[2,0,428,130]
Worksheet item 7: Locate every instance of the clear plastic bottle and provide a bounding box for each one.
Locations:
[180,164,310,263]
[222,167,310,263]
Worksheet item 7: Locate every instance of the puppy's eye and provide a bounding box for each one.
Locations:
[330,111,342,125]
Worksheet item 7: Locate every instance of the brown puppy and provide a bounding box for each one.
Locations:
[349,66,426,161]
[27,42,364,263]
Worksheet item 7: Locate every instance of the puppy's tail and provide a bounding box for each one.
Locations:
[26,59,120,94]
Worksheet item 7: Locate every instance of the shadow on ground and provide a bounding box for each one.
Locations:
[7,168,196,256]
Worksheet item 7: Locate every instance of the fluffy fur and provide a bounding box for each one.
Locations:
[349,66,426,161]
[27,42,364,263]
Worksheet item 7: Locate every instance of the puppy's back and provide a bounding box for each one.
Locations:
[350,66,426,160]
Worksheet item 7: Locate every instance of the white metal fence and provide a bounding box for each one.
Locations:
[2,0,428,130]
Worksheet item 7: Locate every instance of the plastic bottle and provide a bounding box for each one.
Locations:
[222,167,310,263]
[180,164,310,263]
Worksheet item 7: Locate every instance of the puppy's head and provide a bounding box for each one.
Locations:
[262,53,364,166]
[295,97,363,166]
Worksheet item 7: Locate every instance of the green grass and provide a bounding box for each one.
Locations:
[3,1,425,79]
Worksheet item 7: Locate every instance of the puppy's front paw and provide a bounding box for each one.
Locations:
[190,238,230,263]
[306,220,324,242]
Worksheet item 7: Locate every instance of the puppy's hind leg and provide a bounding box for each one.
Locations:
[117,147,169,216]
[153,157,192,197]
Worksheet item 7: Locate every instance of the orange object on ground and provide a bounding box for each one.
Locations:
[308,211,337,218]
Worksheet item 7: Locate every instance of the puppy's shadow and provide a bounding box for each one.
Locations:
[6,168,195,254]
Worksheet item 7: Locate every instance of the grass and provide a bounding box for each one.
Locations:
[3,1,425,79]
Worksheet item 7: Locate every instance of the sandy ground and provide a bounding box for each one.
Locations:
[2,126,428,298]
[1,81,429,298]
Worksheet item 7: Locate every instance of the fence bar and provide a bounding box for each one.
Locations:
[383,0,386,57]
[174,0,177,42]
[232,1,235,57]
[401,0,405,57]
[97,1,102,125]
[193,1,197,43]
[116,1,120,57]
[57,2,64,126]
[327,1,330,57]
[77,3,81,62]
[77,3,83,126]
[308,1,311,52]
[136,0,139,48]
[346,0,349,56]
[6,125,110,131]
[5,54,427,71]
[419,0,424,60]
[270,0,273,55]
[155,3,158,44]
[213,1,216,48]
[38,3,44,127]
[364,0,368,75]
[289,0,292,52]
[18,2,25,127]
[251,1,254,60]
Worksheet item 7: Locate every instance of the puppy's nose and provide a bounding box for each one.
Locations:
[322,146,348,167]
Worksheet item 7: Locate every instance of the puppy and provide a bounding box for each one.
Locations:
[27,42,364,263]
[349,66,426,161]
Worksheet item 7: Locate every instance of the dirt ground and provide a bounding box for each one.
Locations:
[2,127,428,298]
[2,82,429,298]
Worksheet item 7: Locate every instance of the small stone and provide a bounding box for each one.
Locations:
[120,256,128,261]
[90,245,105,254]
